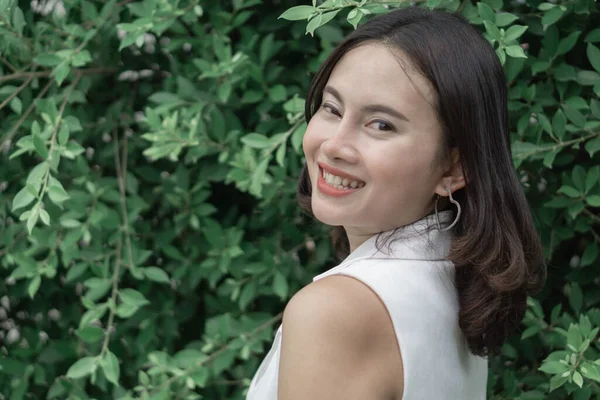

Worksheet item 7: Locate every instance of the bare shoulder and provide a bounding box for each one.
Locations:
[278,274,403,400]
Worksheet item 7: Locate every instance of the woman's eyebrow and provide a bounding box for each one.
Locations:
[323,85,410,123]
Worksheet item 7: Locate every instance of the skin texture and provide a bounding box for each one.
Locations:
[278,43,465,399]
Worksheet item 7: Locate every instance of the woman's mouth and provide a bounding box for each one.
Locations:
[317,165,365,197]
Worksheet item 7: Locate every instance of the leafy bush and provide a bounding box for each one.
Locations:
[0,0,599,399]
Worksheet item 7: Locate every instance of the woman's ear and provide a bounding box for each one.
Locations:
[434,148,465,196]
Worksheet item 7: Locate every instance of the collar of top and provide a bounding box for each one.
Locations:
[313,211,455,282]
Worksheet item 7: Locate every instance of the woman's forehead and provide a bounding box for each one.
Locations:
[326,43,437,111]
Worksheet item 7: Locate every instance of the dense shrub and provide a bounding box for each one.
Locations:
[0,0,599,398]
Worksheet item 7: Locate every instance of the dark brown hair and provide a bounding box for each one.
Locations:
[296,6,546,357]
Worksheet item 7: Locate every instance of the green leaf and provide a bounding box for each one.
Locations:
[556,31,581,56]
[581,243,599,267]
[12,186,36,211]
[558,185,580,198]
[115,303,139,318]
[12,6,25,35]
[306,13,323,36]
[586,195,600,206]
[148,92,181,104]
[537,113,552,136]
[268,84,287,103]
[504,25,528,41]
[549,373,569,392]
[505,45,526,58]
[101,350,120,385]
[241,133,271,149]
[552,109,566,139]
[291,122,306,152]
[239,280,258,311]
[34,53,62,67]
[71,50,92,67]
[33,134,48,159]
[48,184,70,205]
[585,28,600,43]
[10,97,22,115]
[562,104,586,127]
[27,207,39,234]
[477,2,495,22]
[591,99,600,119]
[283,97,305,113]
[39,208,50,226]
[538,2,556,11]
[539,361,569,374]
[119,289,150,307]
[483,21,501,41]
[28,275,41,298]
[585,137,600,157]
[66,356,97,379]
[521,324,542,339]
[276,143,286,167]
[495,12,518,27]
[581,363,600,382]
[272,271,289,300]
[279,6,316,21]
[52,62,71,86]
[542,7,564,26]
[143,267,170,283]
[573,371,583,388]
[77,325,105,344]
[587,43,600,74]
[347,7,363,29]
[585,166,599,192]
[569,283,583,313]
[572,166,586,192]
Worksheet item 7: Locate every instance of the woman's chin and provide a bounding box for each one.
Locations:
[312,208,347,228]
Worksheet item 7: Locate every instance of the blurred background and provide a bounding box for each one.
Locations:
[0,0,599,399]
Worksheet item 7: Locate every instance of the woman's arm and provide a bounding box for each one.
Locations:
[278,275,403,400]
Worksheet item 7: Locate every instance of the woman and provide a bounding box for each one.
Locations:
[246,6,546,400]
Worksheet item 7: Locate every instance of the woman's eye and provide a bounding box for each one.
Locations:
[321,104,341,116]
[369,120,395,132]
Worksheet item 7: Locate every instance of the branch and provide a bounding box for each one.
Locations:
[150,312,284,393]
[36,74,81,203]
[515,131,600,160]
[0,67,117,83]
[0,56,17,72]
[100,128,129,358]
[1,79,53,147]
[0,75,34,112]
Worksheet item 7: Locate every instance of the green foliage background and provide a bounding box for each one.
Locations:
[0,0,599,398]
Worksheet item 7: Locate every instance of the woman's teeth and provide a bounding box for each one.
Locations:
[323,170,365,190]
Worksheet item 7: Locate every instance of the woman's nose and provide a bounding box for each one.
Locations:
[320,124,360,164]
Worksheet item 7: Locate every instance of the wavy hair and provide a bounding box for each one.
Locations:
[296,6,546,357]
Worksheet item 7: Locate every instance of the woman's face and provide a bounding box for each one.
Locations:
[302,42,453,249]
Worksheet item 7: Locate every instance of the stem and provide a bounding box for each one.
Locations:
[264,114,304,157]
[0,75,34,112]
[0,56,17,72]
[1,79,54,147]
[100,150,123,357]
[515,131,600,160]
[150,312,283,393]
[36,74,81,204]
[0,67,117,83]
[583,209,600,224]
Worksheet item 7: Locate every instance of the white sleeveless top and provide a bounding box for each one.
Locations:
[246,212,488,399]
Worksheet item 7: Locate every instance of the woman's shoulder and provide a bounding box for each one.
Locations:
[279,274,403,399]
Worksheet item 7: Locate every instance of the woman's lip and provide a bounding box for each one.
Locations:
[317,162,364,183]
[317,170,360,197]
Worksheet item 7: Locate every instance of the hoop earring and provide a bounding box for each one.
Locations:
[435,187,461,232]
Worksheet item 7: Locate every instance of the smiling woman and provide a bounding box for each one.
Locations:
[246,6,546,400]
